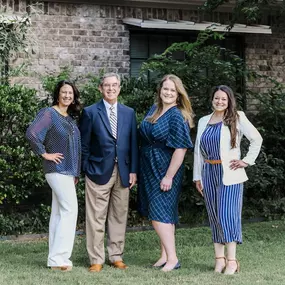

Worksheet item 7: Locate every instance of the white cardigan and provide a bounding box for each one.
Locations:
[193,111,263,186]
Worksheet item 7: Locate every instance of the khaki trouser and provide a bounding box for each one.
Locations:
[85,164,130,265]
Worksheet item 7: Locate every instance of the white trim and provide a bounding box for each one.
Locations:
[123,18,272,34]
[0,14,30,24]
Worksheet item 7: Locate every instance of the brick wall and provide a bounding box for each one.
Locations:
[3,1,132,89]
[244,27,285,110]
[2,0,285,99]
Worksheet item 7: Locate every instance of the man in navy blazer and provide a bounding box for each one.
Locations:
[79,73,138,272]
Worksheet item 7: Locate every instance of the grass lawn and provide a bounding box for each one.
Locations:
[0,221,285,285]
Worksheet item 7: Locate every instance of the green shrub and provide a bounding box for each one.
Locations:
[120,75,155,123]
[0,204,50,236]
[0,85,45,207]
[243,78,285,219]
[253,78,285,160]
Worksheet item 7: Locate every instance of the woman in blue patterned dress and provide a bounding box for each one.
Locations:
[193,85,262,274]
[26,80,81,271]
[138,74,194,272]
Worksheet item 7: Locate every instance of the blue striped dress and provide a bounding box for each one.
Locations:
[138,105,193,224]
[200,122,243,244]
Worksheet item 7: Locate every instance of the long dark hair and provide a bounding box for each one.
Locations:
[211,85,239,148]
[52,80,81,119]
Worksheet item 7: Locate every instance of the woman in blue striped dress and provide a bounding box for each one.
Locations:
[193,85,262,274]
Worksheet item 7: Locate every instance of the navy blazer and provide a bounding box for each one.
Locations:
[79,99,138,187]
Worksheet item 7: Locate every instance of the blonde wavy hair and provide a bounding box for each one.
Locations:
[147,74,195,128]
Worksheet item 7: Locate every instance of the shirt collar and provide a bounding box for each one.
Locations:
[103,99,118,111]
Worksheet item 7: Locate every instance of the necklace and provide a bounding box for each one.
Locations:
[54,105,68,117]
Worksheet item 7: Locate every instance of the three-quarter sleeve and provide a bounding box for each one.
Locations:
[26,108,52,155]
[238,111,263,165]
[166,111,193,149]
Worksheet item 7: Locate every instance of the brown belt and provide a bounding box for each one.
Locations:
[205,159,222,164]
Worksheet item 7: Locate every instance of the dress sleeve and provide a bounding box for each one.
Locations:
[166,111,193,149]
[144,104,157,118]
[26,108,53,155]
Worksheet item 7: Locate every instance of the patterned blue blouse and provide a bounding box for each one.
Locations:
[26,107,81,177]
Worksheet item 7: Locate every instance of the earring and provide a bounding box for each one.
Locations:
[72,101,75,104]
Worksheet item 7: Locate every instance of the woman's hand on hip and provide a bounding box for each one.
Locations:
[41,153,64,164]
[195,180,203,197]
[230,159,248,170]
[160,176,173,192]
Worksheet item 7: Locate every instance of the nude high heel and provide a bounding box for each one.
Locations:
[224,259,240,275]
[214,256,227,273]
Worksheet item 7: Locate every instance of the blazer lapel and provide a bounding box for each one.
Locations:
[198,113,213,137]
[98,100,113,136]
[117,103,124,140]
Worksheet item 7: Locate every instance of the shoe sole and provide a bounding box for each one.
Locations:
[51,266,72,272]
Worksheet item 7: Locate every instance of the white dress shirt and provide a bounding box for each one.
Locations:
[103,99,118,119]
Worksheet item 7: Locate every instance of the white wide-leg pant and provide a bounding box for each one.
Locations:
[45,173,78,267]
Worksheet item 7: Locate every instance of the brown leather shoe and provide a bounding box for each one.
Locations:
[51,266,72,272]
[89,264,103,272]
[111,261,128,269]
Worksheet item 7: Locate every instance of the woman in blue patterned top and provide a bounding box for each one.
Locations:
[193,85,262,274]
[26,80,81,272]
[138,74,194,272]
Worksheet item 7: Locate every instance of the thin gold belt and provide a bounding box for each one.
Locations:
[205,159,222,164]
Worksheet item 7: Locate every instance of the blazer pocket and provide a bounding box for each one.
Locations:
[89,156,103,162]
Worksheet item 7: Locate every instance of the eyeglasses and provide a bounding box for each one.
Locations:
[102,83,120,89]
